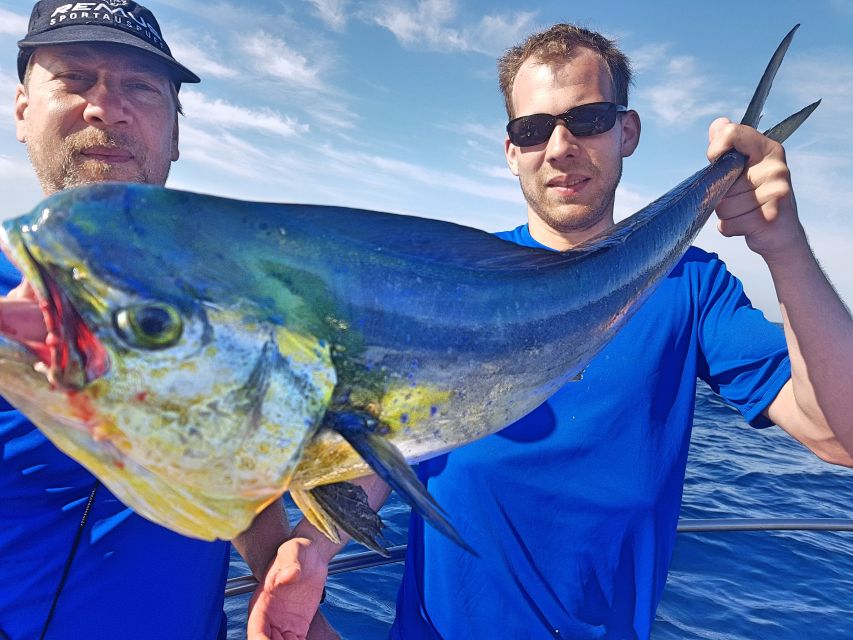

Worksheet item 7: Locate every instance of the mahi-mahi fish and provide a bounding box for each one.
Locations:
[0,27,817,552]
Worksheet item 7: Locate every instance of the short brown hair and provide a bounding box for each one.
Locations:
[498,24,632,119]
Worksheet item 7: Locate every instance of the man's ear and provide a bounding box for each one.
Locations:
[15,84,29,144]
[171,113,180,161]
[620,110,641,158]
[504,136,520,176]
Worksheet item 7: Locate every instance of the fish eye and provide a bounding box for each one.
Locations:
[114,303,183,350]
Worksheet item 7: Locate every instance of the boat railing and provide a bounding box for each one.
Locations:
[224,517,853,597]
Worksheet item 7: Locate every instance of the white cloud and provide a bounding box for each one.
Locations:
[373,0,456,46]
[804,226,853,312]
[0,65,18,121]
[0,155,34,180]
[787,150,853,224]
[169,33,238,79]
[627,43,669,73]
[784,52,853,120]
[0,8,28,36]
[446,121,505,143]
[470,163,515,181]
[636,55,735,128]
[151,0,256,28]
[307,0,349,31]
[308,103,360,131]
[177,124,273,180]
[0,154,44,221]
[180,90,309,138]
[319,145,524,205]
[471,12,537,56]
[241,32,325,91]
[371,0,536,56]
[613,184,656,223]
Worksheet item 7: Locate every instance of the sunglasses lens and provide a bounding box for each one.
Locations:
[507,114,554,147]
[567,103,618,136]
[507,103,623,147]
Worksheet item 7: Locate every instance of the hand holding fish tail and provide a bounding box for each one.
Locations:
[707,117,806,262]
[706,124,853,466]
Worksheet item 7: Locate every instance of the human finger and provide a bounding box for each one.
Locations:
[7,279,37,300]
[717,178,789,222]
[717,209,766,239]
[0,299,47,342]
[707,121,781,167]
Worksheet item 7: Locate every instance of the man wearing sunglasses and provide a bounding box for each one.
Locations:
[244,22,851,640]
[381,22,852,640]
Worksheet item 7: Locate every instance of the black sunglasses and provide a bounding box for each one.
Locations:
[506,102,628,147]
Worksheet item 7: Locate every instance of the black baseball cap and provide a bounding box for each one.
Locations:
[17,1,200,85]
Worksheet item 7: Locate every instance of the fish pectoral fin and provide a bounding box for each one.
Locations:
[325,409,478,556]
[307,482,389,557]
[290,488,342,546]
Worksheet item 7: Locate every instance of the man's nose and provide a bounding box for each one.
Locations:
[544,120,580,162]
[82,81,131,127]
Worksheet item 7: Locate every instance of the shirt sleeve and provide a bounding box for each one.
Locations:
[694,252,791,428]
[0,253,22,295]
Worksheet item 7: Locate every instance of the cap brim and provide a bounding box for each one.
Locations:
[18,25,200,84]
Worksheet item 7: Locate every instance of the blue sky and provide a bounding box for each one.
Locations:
[0,0,850,321]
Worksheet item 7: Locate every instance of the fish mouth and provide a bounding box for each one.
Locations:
[4,241,109,390]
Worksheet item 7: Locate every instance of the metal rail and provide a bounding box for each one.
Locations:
[224,517,853,597]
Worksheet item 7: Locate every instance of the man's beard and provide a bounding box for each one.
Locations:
[520,160,622,235]
[27,128,168,195]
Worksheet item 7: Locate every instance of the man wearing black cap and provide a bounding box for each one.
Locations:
[0,2,336,639]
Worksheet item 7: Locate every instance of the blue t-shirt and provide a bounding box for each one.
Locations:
[0,255,231,640]
[391,225,791,639]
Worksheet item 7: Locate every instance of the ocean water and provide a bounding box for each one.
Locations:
[225,381,853,639]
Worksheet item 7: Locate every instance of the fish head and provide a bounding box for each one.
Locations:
[0,183,337,540]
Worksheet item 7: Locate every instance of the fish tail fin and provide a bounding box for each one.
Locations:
[762,100,821,144]
[292,483,390,557]
[741,24,799,128]
[740,26,820,144]
[326,410,478,556]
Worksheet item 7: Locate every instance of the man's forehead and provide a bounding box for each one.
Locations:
[513,51,614,103]
[32,42,172,77]
[523,50,608,82]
